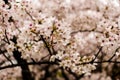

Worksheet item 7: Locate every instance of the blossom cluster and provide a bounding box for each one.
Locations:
[0,0,120,79]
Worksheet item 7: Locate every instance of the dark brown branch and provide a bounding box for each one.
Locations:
[41,54,50,60]
[10,36,34,80]
[0,61,5,66]
[13,49,34,80]
[3,0,8,4]
[2,53,13,65]
[78,60,120,65]
[108,47,120,61]
[0,61,58,70]
[3,29,10,44]
[25,9,35,22]
[91,47,102,63]
[61,68,69,80]
[71,29,103,35]
[3,0,11,9]
[41,65,51,80]
[0,49,7,55]
[40,35,52,55]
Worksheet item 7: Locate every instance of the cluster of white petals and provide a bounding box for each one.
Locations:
[0,0,120,79]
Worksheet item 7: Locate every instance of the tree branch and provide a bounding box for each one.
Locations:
[0,61,58,70]
[91,47,102,63]
[40,35,52,55]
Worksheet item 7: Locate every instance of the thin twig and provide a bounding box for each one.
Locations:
[71,29,103,35]
[2,53,14,65]
[41,54,50,60]
[77,60,120,65]
[40,35,52,55]
[25,9,35,22]
[91,47,102,63]
[108,47,120,61]
[4,29,10,44]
